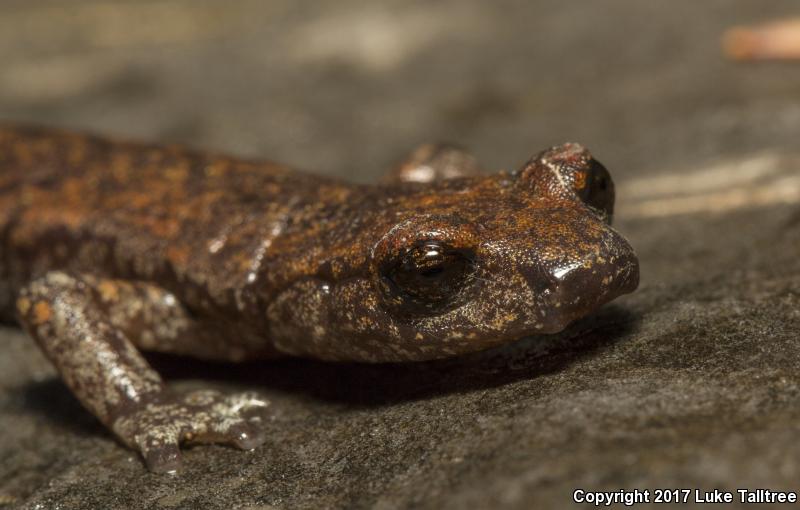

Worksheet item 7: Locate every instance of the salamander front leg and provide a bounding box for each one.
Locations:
[383,143,483,183]
[15,271,269,473]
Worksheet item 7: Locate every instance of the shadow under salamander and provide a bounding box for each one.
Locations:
[16,305,638,435]
[152,304,640,407]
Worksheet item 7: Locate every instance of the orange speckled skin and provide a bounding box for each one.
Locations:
[2,126,638,472]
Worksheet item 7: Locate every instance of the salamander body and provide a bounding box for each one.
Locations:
[1,126,638,472]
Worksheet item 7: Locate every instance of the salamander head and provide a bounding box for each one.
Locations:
[270,144,639,361]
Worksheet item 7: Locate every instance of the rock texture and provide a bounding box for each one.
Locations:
[1,1,800,508]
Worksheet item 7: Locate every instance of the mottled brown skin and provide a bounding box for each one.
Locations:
[1,125,639,472]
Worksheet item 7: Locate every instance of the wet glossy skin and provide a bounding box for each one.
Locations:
[1,126,638,472]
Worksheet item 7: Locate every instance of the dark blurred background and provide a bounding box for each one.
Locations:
[3,2,800,509]
[1,1,799,183]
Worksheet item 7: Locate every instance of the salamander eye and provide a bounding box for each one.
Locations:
[380,241,474,313]
[515,143,616,223]
[577,159,615,219]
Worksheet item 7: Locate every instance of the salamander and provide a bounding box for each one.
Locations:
[0,125,639,472]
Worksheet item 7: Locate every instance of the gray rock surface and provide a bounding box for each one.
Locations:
[1,1,800,508]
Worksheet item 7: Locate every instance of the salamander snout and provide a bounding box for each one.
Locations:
[536,226,639,333]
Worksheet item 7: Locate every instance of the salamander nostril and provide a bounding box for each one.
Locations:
[521,262,560,297]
